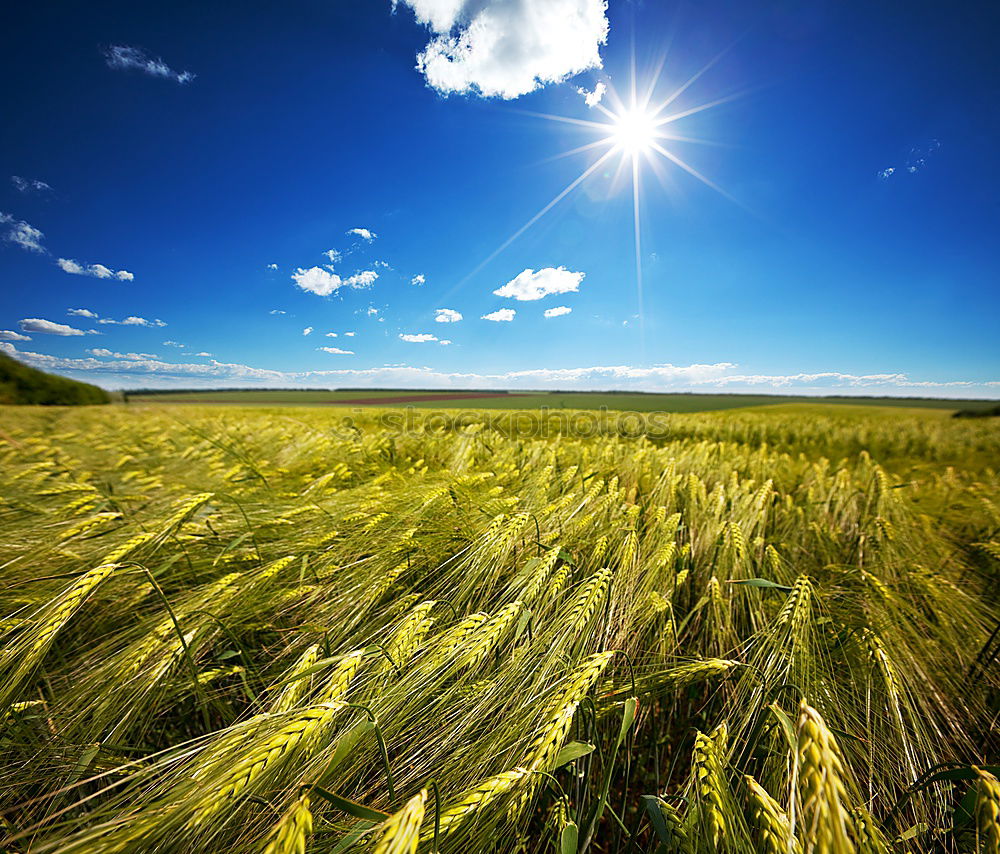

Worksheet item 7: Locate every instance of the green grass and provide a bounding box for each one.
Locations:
[0,404,997,853]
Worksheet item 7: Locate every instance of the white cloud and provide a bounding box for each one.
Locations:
[292,266,341,296]
[163,340,185,348]
[325,332,338,338]
[11,176,53,194]
[344,270,378,288]
[318,346,355,355]
[58,258,134,281]
[4,340,996,396]
[366,307,380,316]
[577,81,606,107]
[344,331,356,336]
[98,316,166,327]
[1,212,45,252]
[0,330,31,341]
[303,327,313,336]
[19,318,85,336]
[439,339,452,345]
[104,45,195,84]
[195,352,212,357]
[270,309,286,315]
[411,273,425,286]
[482,308,516,322]
[347,227,376,242]
[67,308,98,318]
[435,308,463,323]
[399,333,439,342]
[324,249,342,264]
[292,266,377,296]
[88,348,159,359]
[398,0,609,100]
[267,262,278,270]
[494,266,584,301]
[878,140,941,180]
[544,305,572,318]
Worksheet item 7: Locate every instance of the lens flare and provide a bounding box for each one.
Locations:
[610,107,657,154]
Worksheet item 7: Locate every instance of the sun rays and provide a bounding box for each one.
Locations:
[451,47,743,335]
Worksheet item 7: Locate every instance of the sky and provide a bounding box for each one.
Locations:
[1,0,998,397]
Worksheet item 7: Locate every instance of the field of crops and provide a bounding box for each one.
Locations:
[1,404,998,853]
[122,388,1000,413]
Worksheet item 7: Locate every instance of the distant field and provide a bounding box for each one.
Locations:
[126,388,999,413]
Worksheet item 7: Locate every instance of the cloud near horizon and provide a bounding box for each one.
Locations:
[2,342,996,397]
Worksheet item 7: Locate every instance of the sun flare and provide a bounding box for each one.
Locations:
[609,106,657,155]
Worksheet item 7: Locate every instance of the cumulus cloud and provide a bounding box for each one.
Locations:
[347,227,376,242]
[411,273,425,286]
[104,45,195,84]
[439,339,452,345]
[292,266,377,296]
[11,176,53,194]
[344,331,356,337]
[267,262,278,270]
[163,340,185,348]
[0,212,45,253]
[303,327,313,336]
[494,266,584,300]
[67,308,98,318]
[482,308,516,322]
[269,309,286,315]
[397,0,609,100]
[98,316,166,327]
[323,249,342,264]
[88,348,159,359]
[58,258,133,280]
[544,305,572,318]
[19,317,85,336]
[345,270,378,288]
[399,333,439,342]
[318,346,354,355]
[435,308,463,323]
[292,267,341,296]
[0,330,31,341]
[577,81,606,107]
[195,352,212,357]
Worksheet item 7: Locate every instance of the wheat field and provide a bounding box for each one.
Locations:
[0,404,998,853]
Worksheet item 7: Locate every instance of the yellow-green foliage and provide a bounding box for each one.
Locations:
[0,404,997,853]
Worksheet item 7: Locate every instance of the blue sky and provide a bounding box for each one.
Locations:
[1,0,997,396]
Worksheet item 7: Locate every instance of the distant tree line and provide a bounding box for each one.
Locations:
[0,353,110,405]
[953,404,1000,418]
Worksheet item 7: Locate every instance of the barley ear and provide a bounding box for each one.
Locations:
[373,789,427,854]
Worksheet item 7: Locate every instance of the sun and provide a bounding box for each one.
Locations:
[447,47,745,342]
[609,106,657,155]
